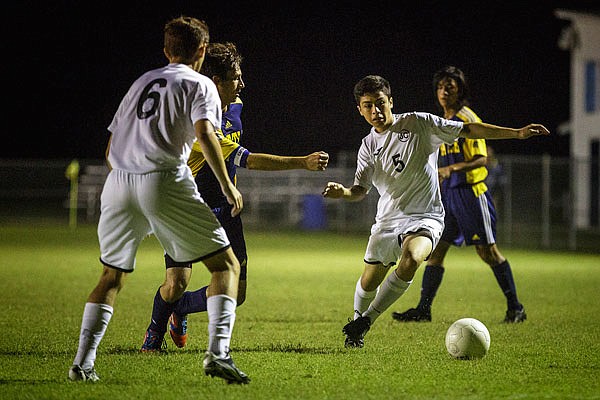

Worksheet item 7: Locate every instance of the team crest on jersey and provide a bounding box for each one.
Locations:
[397,129,410,142]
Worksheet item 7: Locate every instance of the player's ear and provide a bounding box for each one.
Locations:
[389,97,393,109]
[196,42,207,59]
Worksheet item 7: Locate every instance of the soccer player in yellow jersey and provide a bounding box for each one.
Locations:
[140,42,329,351]
[393,66,527,324]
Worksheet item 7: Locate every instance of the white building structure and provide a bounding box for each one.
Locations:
[555,9,600,228]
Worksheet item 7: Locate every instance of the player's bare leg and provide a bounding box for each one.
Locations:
[142,266,192,352]
[393,240,450,322]
[344,234,432,347]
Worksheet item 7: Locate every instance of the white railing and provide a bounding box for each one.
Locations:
[0,155,598,251]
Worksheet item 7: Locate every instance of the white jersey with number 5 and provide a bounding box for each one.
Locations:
[354,112,463,229]
[107,63,222,173]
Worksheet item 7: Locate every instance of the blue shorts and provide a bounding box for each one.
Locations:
[213,204,248,280]
[163,203,248,280]
[441,187,497,246]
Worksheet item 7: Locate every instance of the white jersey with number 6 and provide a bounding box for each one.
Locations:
[98,62,228,270]
[107,63,222,173]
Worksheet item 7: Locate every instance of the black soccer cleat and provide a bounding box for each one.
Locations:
[203,352,250,384]
[342,315,371,348]
[68,365,100,382]
[503,307,527,323]
[391,307,432,322]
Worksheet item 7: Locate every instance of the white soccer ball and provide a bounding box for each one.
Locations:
[445,317,490,359]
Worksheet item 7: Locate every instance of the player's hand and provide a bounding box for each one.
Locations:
[322,182,345,198]
[222,183,243,216]
[438,166,451,182]
[517,124,550,139]
[305,151,329,171]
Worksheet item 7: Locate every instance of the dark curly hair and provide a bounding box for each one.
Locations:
[200,42,243,80]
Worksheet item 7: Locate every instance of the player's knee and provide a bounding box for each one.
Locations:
[203,249,240,275]
[229,258,241,276]
[405,247,428,267]
[99,267,125,291]
[476,245,502,266]
[403,235,432,264]
[161,279,187,300]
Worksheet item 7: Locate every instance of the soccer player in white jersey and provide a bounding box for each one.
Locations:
[323,75,549,348]
[68,16,249,384]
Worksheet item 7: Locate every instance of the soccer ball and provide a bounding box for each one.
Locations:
[445,317,490,359]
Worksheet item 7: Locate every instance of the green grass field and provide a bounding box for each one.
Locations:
[0,223,599,399]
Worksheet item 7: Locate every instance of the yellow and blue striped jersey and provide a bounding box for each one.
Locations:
[439,106,488,196]
[187,97,250,208]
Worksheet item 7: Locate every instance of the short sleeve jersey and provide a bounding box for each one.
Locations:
[354,112,463,227]
[438,106,489,196]
[187,97,250,208]
[107,63,222,173]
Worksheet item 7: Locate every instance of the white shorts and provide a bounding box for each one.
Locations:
[97,168,229,271]
[364,217,443,267]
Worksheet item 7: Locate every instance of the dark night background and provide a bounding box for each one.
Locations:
[7,1,600,162]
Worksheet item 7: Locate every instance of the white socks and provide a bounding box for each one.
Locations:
[207,294,237,358]
[353,278,377,320]
[364,270,411,323]
[72,302,113,370]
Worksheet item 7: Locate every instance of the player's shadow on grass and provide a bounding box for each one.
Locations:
[105,343,345,355]
[238,343,346,355]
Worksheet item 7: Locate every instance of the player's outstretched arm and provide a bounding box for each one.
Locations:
[461,122,550,140]
[246,151,329,171]
[195,119,243,216]
[322,182,367,202]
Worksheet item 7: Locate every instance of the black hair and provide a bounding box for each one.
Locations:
[353,75,391,104]
[432,66,470,110]
[200,42,243,80]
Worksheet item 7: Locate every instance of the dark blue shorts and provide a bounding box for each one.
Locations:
[213,204,248,280]
[441,187,497,246]
[164,203,248,280]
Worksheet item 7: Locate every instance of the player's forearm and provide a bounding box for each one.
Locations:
[462,122,550,140]
[323,182,366,201]
[461,122,519,139]
[346,185,367,201]
[449,156,487,173]
[246,153,305,171]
